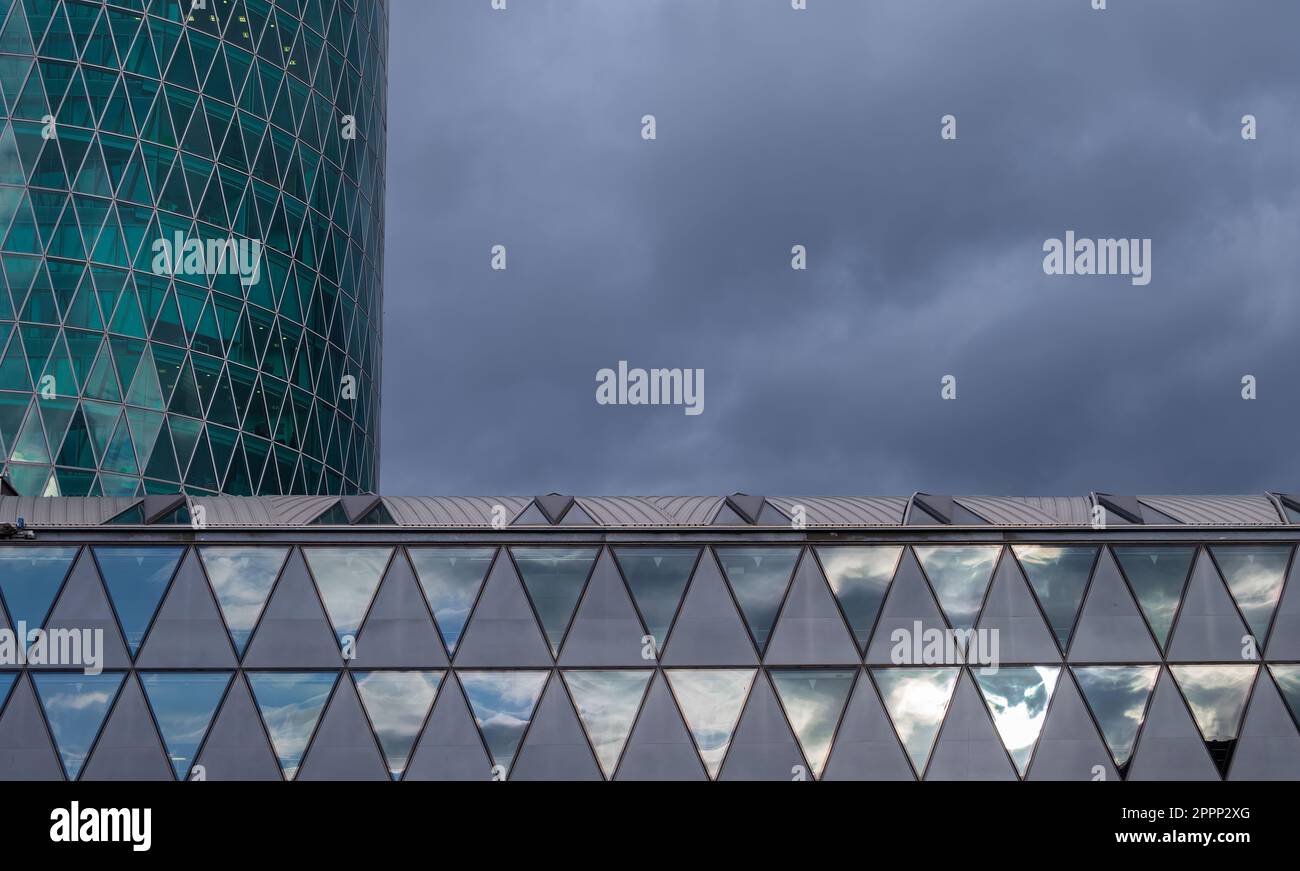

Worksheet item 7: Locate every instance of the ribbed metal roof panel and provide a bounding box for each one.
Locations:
[956,496,1093,526]
[0,496,138,527]
[1137,495,1283,526]
[768,496,907,526]
[381,496,531,527]
[575,497,675,527]
[647,496,723,525]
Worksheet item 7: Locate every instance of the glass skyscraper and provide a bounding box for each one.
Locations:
[0,0,386,497]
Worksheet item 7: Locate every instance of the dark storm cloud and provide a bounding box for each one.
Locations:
[379,0,1300,497]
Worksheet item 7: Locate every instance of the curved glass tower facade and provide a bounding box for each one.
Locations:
[0,0,386,497]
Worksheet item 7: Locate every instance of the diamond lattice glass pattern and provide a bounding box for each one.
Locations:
[0,0,386,496]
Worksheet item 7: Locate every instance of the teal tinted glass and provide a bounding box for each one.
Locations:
[458,670,549,774]
[32,671,126,780]
[0,0,387,497]
[1113,546,1195,650]
[1210,545,1291,642]
[1072,665,1159,770]
[1013,546,1096,650]
[510,548,599,655]
[770,669,856,778]
[0,546,79,632]
[612,547,698,650]
[0,672,16,711]
[407,548,496,653]
[913,546,1001,633]
[198,546,288,655]
[93,546,184,655]
[246,671,338,780]
[564,670,653,779]
[354,671,443,780]
[714,547,801,652]
[139,671,233,780]
[303,547,392,643]
[815,546,901,650]
[973,666,1060,777]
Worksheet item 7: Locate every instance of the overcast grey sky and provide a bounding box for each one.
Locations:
[379,0,1300,497]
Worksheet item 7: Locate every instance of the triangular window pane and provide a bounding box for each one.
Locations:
[92,545,184,656]
[246,671,337,780]
[770,669,856,779]
[139,671,233,780]
[972,666,1060,777]
[1168,664,1257,777]
[1269,664,1300,727]
[302,547,391,644]
[563,670,653,779]
[407,547,495,654]
[353,670,443,780]
[715,547,800,653]
[665,668,755,779]
[1113,546,1196,651]
[1072,665,1159,774]
[1209,545,1291,643]
[510,547,599,656]
[913,546,1001,633]
[32,672,126,780]
[0,546,79,634]
[871,667,960,775]
[509,502,549,526]
[458,670,548,776]
[1012,545,1097,651]
[815,546,901,651]
[611,547,697,650]
[199,546,288,656]
[354,501,394,525]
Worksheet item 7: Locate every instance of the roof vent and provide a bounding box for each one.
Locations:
[723,493,765,525]
[534,493,575,524]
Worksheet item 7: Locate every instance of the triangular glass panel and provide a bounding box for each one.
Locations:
[1013,545,1096,652]
[714,547,800,653]
[664,668,755,779]
[913,546,1001,633]
[139,671,233,780]
[1072,665,1159,775]
[510,547,599,656]
[611,547,698,651]
[770,669,857,779]
[246,671,337,780]
[302,547,391,645]
[1113,546,1195,652]
[199,546,289,656]
[1209,545,1291,644]
[870,667,960,776]
[973,666,1061,777]
[1269,664,1300,728]
[1168,664,1257,778]
[407,547,495,654]
[815,546,902,651]
[32,671,126,780]
[0,546,79,635]
[458,670,549,776]
[92,546,184,656]
[353,670,443,780]
[562,670,653,779]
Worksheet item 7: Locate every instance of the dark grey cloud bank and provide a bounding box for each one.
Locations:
[379,0,1300,496]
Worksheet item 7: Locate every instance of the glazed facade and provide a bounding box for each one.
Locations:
[0,0,387,497]
[0,494,1298,781]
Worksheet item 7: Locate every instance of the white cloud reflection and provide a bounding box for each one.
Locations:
[666,669,755,779]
